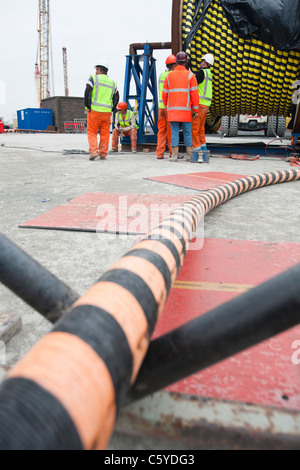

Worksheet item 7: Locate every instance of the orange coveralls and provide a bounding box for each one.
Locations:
[87,110,111,158]
[192,105,209,148]
[112,128,137,151]
[156,108,172,159]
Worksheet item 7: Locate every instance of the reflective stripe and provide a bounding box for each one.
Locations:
[92,103,112,109]
[168,88,190,92]
[199,96,212,102]
[167,106,193,111]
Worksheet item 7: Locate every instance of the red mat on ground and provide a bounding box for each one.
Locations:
[19,193,193,234]
[152,238,300,411]
[145,171,247,191]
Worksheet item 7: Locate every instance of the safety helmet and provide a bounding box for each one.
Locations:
[165,54,177,65]
[176,51,188,64]
[117,102,128,110]
[201,54,214,66]
[95,60,109,70]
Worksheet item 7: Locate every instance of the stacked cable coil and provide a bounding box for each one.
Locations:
[182,0,300,122]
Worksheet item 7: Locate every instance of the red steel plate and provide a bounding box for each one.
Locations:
[145,172,247,191]
[19,193,193,234]
[152,238,300,410]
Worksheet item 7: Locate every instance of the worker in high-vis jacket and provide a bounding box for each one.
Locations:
[84,61,119,160]
[162,51,199,162]
[155,54,177,159]
[192,53,214,152]
[111,102,138,153]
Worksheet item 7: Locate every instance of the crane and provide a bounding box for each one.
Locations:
[36,0,50,107]
[62,47,69,97]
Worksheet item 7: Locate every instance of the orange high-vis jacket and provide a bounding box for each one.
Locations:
[162,65,199,122]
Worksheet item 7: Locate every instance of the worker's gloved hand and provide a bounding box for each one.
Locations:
[192,112,198,119]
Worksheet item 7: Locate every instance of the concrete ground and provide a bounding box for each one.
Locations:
[0,129,299,449]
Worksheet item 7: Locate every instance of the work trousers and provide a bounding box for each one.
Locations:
[111,128,137,151]
[170,121,192,148]
[155,108,172,158]
[87,110,111,157]
[192,105,209,148]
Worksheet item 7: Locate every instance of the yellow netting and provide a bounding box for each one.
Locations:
[182,0,300,118]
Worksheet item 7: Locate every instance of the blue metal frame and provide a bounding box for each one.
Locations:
[122,45,158,145]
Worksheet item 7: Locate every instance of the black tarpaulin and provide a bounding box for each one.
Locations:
[221,0,300,51]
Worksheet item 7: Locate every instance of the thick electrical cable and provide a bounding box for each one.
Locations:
[0,233,79,323]
[127,262,300,404]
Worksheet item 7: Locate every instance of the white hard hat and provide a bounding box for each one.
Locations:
[95,60,109,70]
[201,54,214,66]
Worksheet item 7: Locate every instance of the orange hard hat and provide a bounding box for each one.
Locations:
[165,54,177,65]
[117,102,128,110]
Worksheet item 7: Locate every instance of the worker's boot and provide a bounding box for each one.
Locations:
[185,146,192,162]
[169,147,178,162]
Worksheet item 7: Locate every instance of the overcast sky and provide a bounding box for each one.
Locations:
[0,0,174,122]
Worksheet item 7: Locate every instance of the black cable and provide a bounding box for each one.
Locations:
[127,263,300,404]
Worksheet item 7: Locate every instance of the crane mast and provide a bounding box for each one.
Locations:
[34,63,40,106]
[38,0,50,104]
[62,47,69,96]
